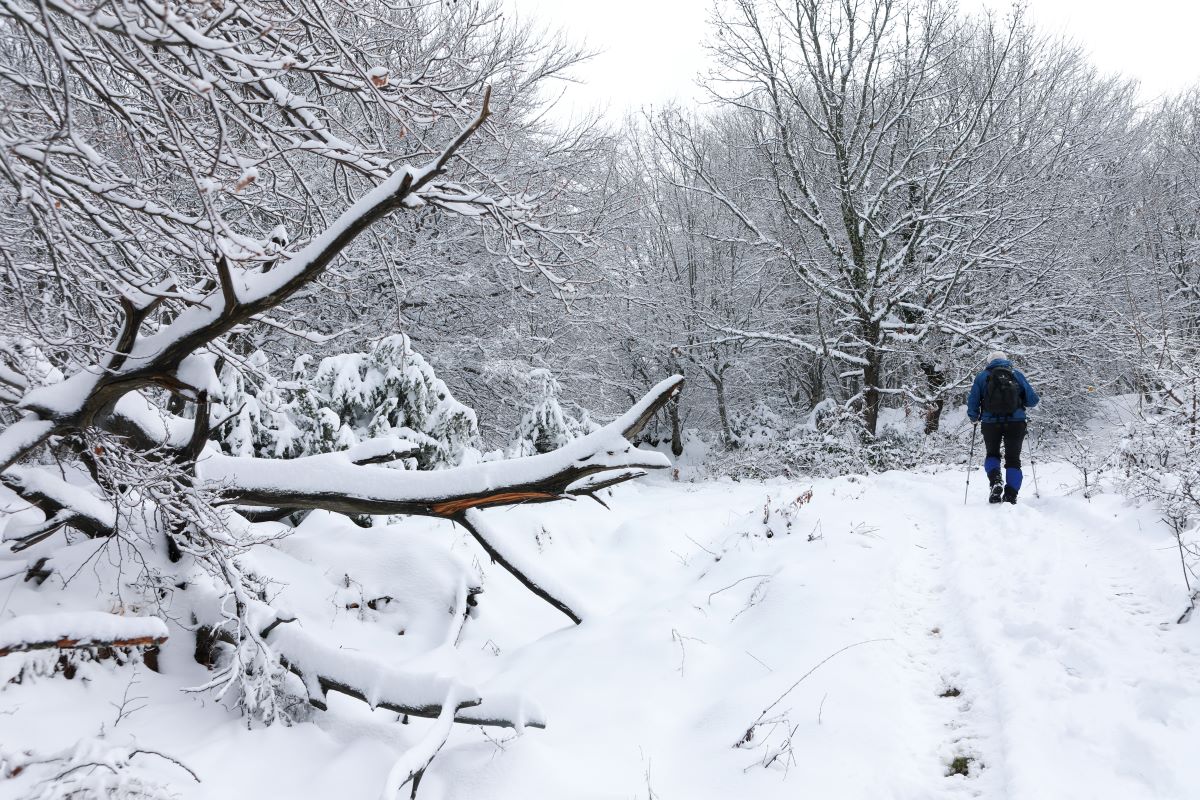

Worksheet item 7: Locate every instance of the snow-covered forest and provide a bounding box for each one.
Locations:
[1,0,1198,797]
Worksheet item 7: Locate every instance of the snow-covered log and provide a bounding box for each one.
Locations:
[0,612,167,657]
[450,693,547,730]
[200,376,683,518]
[265,622,476,715]
[224,437,426,522]
[261,621,546,729]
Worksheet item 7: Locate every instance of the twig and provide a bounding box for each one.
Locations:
[730,578,771,622]
[128,749,202,784]
[737,639,890,746]
[110,673,148,726]
[671,628,706,676]
[686,535,720,559]
[745,650,773,673]
[707,574,771,605]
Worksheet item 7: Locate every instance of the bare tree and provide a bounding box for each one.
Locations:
[608,111,779,451]
[652,0,1131,433]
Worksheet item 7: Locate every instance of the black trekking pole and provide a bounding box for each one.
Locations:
[964,422,978,505]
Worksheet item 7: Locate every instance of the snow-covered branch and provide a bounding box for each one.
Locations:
[200,377,682,518]
[199,611,546,730]
[459,508,591,625]
[0,612,167,658]
[0,467,117,551]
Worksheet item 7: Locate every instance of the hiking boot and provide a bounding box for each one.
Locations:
[1003,486,1018,505]
[988,470,1003,504]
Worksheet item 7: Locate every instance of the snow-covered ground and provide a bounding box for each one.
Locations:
[3,459,1199,799]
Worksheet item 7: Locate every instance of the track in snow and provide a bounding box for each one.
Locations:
[937,465,1200,800]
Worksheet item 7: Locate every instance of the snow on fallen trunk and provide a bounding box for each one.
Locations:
[343,436,423,465]
[267,621,481,717]
[452,688,546,730]
[256,615,544,729]
[197,376,682,517]
[0,612,167,657]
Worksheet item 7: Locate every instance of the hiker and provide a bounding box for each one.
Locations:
[966,350,1040,504]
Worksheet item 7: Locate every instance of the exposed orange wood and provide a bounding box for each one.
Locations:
[0,634,167,658]
[432,491,558,517]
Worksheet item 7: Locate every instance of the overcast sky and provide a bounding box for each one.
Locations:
[507,0,1200,120]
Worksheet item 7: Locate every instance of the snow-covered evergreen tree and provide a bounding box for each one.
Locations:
[214,336,480,469]
[508,369,594,457]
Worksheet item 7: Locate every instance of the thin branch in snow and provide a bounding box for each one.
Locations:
[737,638,892,748]
[671,628,706,676]
[707,574,772,605]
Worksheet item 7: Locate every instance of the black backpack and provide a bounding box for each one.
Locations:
[982,366,1022,417]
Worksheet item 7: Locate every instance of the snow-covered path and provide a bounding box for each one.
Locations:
[435,464,1200,799]
[936,473,1200,799]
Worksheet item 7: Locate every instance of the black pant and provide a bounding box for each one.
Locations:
[981,420,1027,476]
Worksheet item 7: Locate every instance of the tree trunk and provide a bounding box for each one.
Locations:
[920,362,947,434]
[862,330,883,436]
[668,393,684,457]
[711,372,734,448]
[807,357,829,408]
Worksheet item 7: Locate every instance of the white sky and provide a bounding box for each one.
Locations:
[507,0,1200,119]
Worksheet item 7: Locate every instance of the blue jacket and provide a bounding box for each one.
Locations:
[967,359,1039,423]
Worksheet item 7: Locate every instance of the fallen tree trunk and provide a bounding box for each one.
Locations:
[268,621,547,729]
[200,376,683,518]
[0,612,167,658]
[201,615,547,730]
